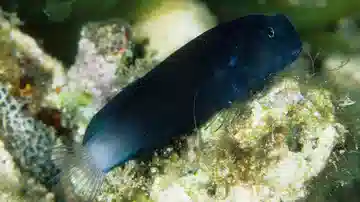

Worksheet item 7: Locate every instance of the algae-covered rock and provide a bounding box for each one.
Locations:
[97,76,345,202]
[132,0,217,62]
[297,54,360,202]
[0,10,67,114]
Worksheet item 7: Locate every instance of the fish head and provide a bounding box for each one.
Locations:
[228,13,302,78]
[259,13,303,65]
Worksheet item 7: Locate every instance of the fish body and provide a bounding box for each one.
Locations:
[53,13,302,201]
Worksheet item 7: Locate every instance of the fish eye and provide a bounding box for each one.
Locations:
[267,27,275,38]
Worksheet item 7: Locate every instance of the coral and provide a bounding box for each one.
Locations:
[0,139,54,202]
[0,9,67,115]
[56,18,159,143]
[0,26,21,90]
[0,83,60,185]
[0,12,64,192]
[64,18,133,111]
[0,11,66,90]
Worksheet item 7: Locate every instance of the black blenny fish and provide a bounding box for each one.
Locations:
[52,13,302,201]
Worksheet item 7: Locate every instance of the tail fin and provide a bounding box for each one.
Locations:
[50,143,106,201]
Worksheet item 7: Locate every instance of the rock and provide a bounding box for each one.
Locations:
[98,77,345,202]
[133,0,217,62]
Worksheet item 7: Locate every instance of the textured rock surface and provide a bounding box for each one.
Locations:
[0,139,55,202]
[97,76,345,202]
[132,0,217,62]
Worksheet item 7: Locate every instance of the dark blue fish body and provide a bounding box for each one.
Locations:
[54,13,302,200]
